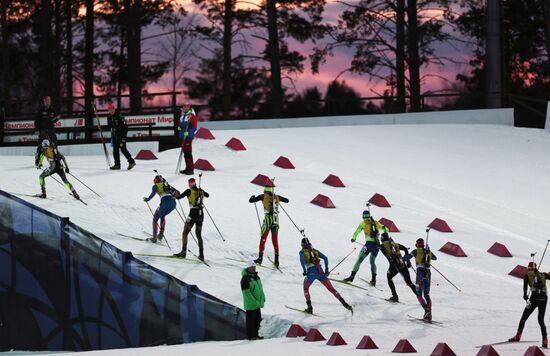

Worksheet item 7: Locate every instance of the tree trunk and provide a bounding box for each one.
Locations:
[1,0,10,115]
[117,22,125,109]
[406,0,421,112]
[266,0,283,118]
[84,0,94,141]
[486,0,502,108]
[395,0,406,113]
[54,0,62,103]
[542,0,550,82]
[222,0,233,120]
[125,0,141,114]
[39,0,54,97]
[65,0,73,116]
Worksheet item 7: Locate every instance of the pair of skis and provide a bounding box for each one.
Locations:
[117,232,211,267]
[225,256,281,272]
[407,314,443,326]
[475,340,537,348]
[14,191,87,205]
[329,277,382,292]
[285,304,353,317]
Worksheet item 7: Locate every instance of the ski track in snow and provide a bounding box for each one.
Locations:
[2,124,550,355]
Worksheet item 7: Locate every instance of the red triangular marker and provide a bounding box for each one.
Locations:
[286,324,307,338]
[392,339,417,353]
[304,328,326,342]
[356,336,378,349]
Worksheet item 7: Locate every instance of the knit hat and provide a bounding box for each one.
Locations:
[246,259,256,269]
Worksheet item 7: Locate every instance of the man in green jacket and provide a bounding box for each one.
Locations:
[241,259,266,340]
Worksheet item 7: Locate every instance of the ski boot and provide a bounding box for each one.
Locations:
[274,254,279,268]
[180,169,194,175]
[254,253,263,265]
[508,332,521,342]
[37,188,47,199]
[199,249,204,262]
[369,273,377,287]
[304,301,313,314]
[340,298,353,313]
[157,231,164,241]
[343,271,356,282]
[110,164,121,170]
[388,296,399,303]
[423,307,432,321]
[173,250,186,258]
[127,161,136,170]
[146,237,157,243]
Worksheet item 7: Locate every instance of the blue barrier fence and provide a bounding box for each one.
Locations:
[0,190,246,351]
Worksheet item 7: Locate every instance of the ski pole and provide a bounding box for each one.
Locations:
[145,201,172,251]
[425,227,431,246]
[280,204,304,237]
[538,240,550,268]
[176,201,199,246]
[203,204,226,242]
[50,175,77,198]
[92,102,111,168]
[68,172,101,197]
[253,201,262,230]
[431,265,461,292]
[329,247,357,273]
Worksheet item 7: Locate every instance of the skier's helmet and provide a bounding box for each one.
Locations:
[381,232,390,242]
[362,210,371,219]
[415,238,425,248]
[301,238,311,248]
[41,139,51,148]
[153,175,163,184]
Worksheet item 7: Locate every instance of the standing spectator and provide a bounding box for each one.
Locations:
[107,103,135,170]
[240,259,265,340]
[34,95,59,165]
[178,103,197,175]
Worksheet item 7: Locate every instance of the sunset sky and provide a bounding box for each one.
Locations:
[147,1,473,104]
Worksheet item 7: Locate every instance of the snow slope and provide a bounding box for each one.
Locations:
[2,124,550,355]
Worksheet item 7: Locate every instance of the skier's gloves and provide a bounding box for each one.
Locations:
[406,261,412,268]
[36,164,42,169]
[184,131,189,138]
[302,271,307,276]
[65,167,70,174]
[143,197,149,202]
[249,195,255,202]
[324,270,330,276]
[523,294,529,301]
[350,238,355,243]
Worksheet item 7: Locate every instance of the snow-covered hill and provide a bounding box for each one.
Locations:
[3,123,550,355]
